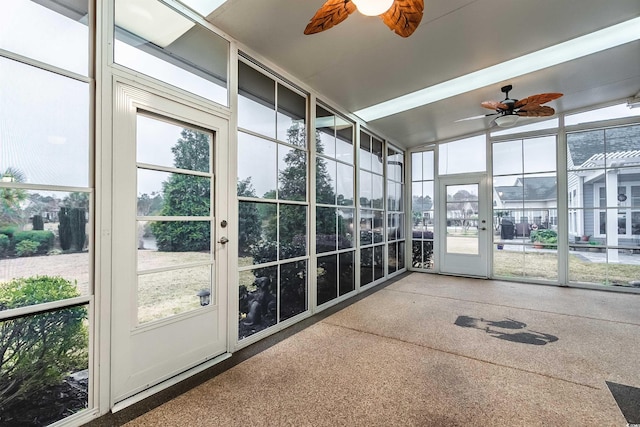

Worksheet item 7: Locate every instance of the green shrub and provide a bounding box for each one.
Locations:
[13,230,54,254]
[15,240,39,257]
[0,225,17,238]
[530,229,558,247]
[0,276,88,412]
[0,234,9,256]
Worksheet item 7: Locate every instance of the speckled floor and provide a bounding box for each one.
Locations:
[120,274,639,426]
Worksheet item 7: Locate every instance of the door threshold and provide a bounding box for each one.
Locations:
[112,352,232,413]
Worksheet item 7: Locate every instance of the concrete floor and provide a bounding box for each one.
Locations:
[116,273,639,426]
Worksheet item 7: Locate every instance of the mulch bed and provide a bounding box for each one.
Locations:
[0,374,88,427]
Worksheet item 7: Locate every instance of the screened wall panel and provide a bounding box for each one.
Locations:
[237,61,309,339]
[315,104,355,305]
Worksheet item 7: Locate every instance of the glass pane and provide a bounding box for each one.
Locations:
[115,0,228,105]
[278,146,306,202]
[490,118,558,137]
[605,125,640,169]
[360,247,373,286]
[316,207,337,254]
[439,135,486,175]
[138,221,210,270]
[360,132,372,171]
[567,130,604,171]
[337,208,355,249]
[238,201,271,258]
[524,249,557,281]
[446,184,479,255]
[138,170,210,216]
[0,58,89,187]
[137,115,211,172]
[338,251,355,296]
[494,175,524,211]
[493,140,522,176]
[388,243,397,273]
[398,242,405,271]
[1,0,89,76]
[569,250,605,284]
[0,190,91,307]
[316,105,335,157]
[371,137,384,175]
[522,174,557,206]
[412,152,423,182]
[138,265,211,324]
[238,266,277,339]
[316,158,336,205]
[423,151,434,180]
[279,204,306,259]
[374,245,384,280]
[336,138,354,164]
[280,260,306,321]
[336,121,353,150]
[277,84,306,144]
[317,254,337,305]
[360,210,384,245]
[524,136,556,173]
[245,203,277,265]
[387,148,403,182]
[237,133,277,199]
[0,305,89,426]
[359,170,372,208]
[336,163,354,206]
[238,61,275,137]
[494,244,525,278]
[372,174,384,209]
[565,103,640,126]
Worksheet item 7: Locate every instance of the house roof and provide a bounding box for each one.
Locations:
[496,176,557,201]
[567,124,640,167]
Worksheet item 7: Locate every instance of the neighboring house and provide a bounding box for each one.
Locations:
[492,125,640,246]
[494,176,558,236]
[567,125,640,246]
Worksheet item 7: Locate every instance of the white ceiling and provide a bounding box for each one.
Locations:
[207,0,640,149]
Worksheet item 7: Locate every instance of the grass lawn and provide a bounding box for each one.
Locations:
[494,248,640,286]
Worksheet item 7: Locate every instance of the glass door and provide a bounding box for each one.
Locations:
[439,175,489,277]
[111,83,229,404]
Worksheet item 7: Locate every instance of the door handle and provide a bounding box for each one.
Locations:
[218,236,229,244]
[480,227,487,231]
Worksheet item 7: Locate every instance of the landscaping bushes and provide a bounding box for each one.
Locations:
[13,230,54,254]
[0,276,88,413]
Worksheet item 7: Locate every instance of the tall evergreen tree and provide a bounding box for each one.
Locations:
[237,177,262,256]
[151,129,211,252]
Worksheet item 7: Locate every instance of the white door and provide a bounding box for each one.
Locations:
[111,83,229,404]
[439,175,489,277]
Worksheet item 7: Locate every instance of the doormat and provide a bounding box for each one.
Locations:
[454,315,558,345]
[606,381,640,424]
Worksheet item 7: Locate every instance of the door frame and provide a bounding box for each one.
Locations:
[438,173,491,277]
[110,79,232,407]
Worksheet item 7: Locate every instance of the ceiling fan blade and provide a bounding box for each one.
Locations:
[517,105,555,117]
[514,92,563,109]
[304,0,356,35]
[455,113,498,122]
[481,100,508,111]
[380,0,424,38]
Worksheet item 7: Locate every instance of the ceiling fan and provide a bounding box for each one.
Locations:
[304,0,424,38]
[458,85,563,127]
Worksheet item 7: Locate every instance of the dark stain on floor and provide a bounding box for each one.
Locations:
[454,315,559,345]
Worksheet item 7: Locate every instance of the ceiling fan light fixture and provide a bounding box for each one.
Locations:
[495,115,520,128]
[351,0,394,16]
